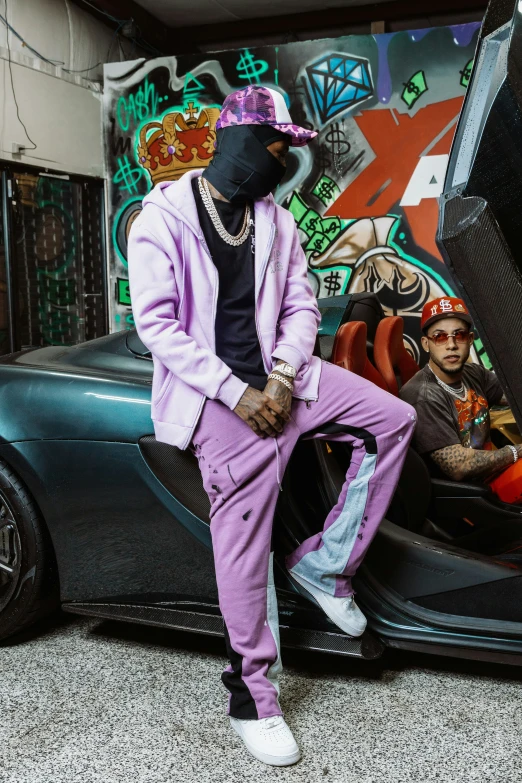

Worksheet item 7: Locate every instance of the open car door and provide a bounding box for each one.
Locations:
[437,0,522,429]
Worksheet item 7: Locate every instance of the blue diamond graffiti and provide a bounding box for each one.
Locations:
[305,54,373,125]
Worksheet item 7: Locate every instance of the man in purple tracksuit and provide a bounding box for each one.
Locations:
[128,86,415,766]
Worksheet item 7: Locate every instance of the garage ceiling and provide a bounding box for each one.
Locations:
[73,0,486,55]
[131,0,395,28]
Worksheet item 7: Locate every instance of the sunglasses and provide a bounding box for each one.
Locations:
[426,329,471,346]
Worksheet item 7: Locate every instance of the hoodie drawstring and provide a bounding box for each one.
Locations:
[178,223,186,319]
[275,438,282,491]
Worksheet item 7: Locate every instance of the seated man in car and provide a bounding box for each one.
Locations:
[400,297,520,483]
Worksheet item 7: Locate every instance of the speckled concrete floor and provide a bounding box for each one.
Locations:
[1,613,521,783]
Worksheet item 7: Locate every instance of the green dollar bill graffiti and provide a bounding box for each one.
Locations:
[288,191,349,258]
[401,70,428,109]
[315,266,351,298]
[312,174,341,208]
[117,277,131,306]
[460,58,474,89]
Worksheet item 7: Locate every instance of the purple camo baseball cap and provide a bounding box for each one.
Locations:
[216,85,317,147]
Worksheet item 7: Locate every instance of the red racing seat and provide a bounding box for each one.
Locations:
[331,321,389,390]
[331,321,365,374]
[373,316,419,396]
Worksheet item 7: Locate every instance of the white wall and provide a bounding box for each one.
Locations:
[0,0,142,177]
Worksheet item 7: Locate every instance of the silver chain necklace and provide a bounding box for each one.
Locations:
[198,177,251,246]
[427,364,468,401]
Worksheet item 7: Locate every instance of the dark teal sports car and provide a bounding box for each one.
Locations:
[1,287,522,665]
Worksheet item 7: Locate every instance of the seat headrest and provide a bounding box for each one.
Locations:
[376,317,404,363]
[331,321,367,375]
[374,317,420,396]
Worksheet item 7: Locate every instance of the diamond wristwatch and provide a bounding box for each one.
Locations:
[274,362,297,379]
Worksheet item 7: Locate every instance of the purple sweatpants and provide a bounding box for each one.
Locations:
[191,361,416,720]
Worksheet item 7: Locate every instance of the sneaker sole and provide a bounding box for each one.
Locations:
[288,571,367,637]
[230,719,301,767]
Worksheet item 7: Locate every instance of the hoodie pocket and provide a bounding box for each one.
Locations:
[154,371,173,407]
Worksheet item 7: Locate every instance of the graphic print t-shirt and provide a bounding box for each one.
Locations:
[400,364,504,459]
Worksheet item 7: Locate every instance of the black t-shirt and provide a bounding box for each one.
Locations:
[191,178,267,391]
[400,364,504,464]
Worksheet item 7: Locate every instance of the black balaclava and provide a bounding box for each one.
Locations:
[203,124,291,203]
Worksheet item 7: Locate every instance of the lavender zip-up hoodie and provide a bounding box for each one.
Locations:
[127,169,322,450]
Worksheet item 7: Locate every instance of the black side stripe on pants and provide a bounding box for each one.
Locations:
[303,421,378,455]
[222,622,259,720]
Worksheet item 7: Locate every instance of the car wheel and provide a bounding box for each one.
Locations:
[0,458,58,641]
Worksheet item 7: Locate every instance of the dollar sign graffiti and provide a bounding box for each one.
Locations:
[325,123,351,157]
[237,49,270,84]
[460,59,473,89]
[323,271,342,295]
[304,216,319,234]
[404,80,421,97]
[113,156,144,195]
[324,221,338,235]
[316,180,336,203]
[316,143,331,174]
[401,71,427,108]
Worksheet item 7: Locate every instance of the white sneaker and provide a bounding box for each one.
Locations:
[230,715,301,766]
[289,570,367,637]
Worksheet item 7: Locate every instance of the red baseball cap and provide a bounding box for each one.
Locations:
[421,297,473,332]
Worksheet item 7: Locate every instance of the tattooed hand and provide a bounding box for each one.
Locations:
[264,377,293,419]
[234,386,290,438]
[430,443,522,482]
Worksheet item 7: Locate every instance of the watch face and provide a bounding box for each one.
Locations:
[282,363,296,378]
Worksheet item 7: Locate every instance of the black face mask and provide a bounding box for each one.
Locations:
[203,125,290,203]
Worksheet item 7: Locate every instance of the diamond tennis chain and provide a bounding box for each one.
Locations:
[427,364,468,401]
[198,177,251,246]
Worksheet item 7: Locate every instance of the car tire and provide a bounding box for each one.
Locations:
[0,458,58,642]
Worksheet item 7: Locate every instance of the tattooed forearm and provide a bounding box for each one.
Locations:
[430,443,522,482]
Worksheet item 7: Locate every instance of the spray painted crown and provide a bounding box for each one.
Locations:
[137,101,220,185]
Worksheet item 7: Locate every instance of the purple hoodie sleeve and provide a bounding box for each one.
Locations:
[271,225,321,371]
[128,219,248,410]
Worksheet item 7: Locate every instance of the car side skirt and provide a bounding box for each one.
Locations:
[62,600,385,660]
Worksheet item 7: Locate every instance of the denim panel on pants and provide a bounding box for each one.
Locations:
[191,361,416,719]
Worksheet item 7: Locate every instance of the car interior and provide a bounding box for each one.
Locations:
[313,294,522,562]
[268,293,522,644]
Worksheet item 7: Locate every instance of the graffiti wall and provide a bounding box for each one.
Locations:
[103,23,487,365]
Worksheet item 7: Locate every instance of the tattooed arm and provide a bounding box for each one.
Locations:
[430,443,522,482]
